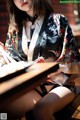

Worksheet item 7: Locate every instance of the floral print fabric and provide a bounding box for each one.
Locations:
[40,14,80,63]
[5,13,80,63]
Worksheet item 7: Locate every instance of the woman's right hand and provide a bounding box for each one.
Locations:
[0,42,8,66]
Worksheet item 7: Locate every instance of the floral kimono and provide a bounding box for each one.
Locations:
[5,13,80,63]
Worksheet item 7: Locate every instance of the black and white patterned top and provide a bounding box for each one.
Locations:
[5,13,80,63]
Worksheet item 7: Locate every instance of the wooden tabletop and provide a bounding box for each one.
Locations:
[0,62,80,95]
[0,62,58,96]
[59,62,80,74]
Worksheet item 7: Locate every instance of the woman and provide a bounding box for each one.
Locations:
[3,0,80,119]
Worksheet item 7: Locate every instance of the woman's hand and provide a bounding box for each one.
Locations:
[47,69,68,85]
[47,69,61,79]
[0,42,9,65]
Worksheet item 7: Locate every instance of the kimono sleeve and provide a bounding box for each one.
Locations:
[5,32,22,61]
[57,14,80,63]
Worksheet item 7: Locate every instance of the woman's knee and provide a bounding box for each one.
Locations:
[33,99,57,120]
[33,99,46,117]
[33,93,56,120]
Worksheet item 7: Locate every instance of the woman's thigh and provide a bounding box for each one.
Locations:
[49,86,75,112]
[4,90,42,119]
[34,86,75,115]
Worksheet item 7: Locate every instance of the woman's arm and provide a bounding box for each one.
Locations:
[57,14,80,63]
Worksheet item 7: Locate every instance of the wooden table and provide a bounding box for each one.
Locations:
[59,62,80,74]
[0,62,58,119]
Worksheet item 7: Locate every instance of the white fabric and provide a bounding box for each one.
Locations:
[22,16,44,61]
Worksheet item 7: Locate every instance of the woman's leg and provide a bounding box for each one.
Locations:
[4,90,42,120]
[33,86,75,120]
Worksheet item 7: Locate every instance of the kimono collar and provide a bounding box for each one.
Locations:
[22,16,44,61]
[26,14,38,25]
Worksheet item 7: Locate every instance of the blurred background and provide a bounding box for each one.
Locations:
[0,0,80,49]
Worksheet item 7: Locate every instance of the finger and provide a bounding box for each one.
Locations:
[47,69,62,78]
